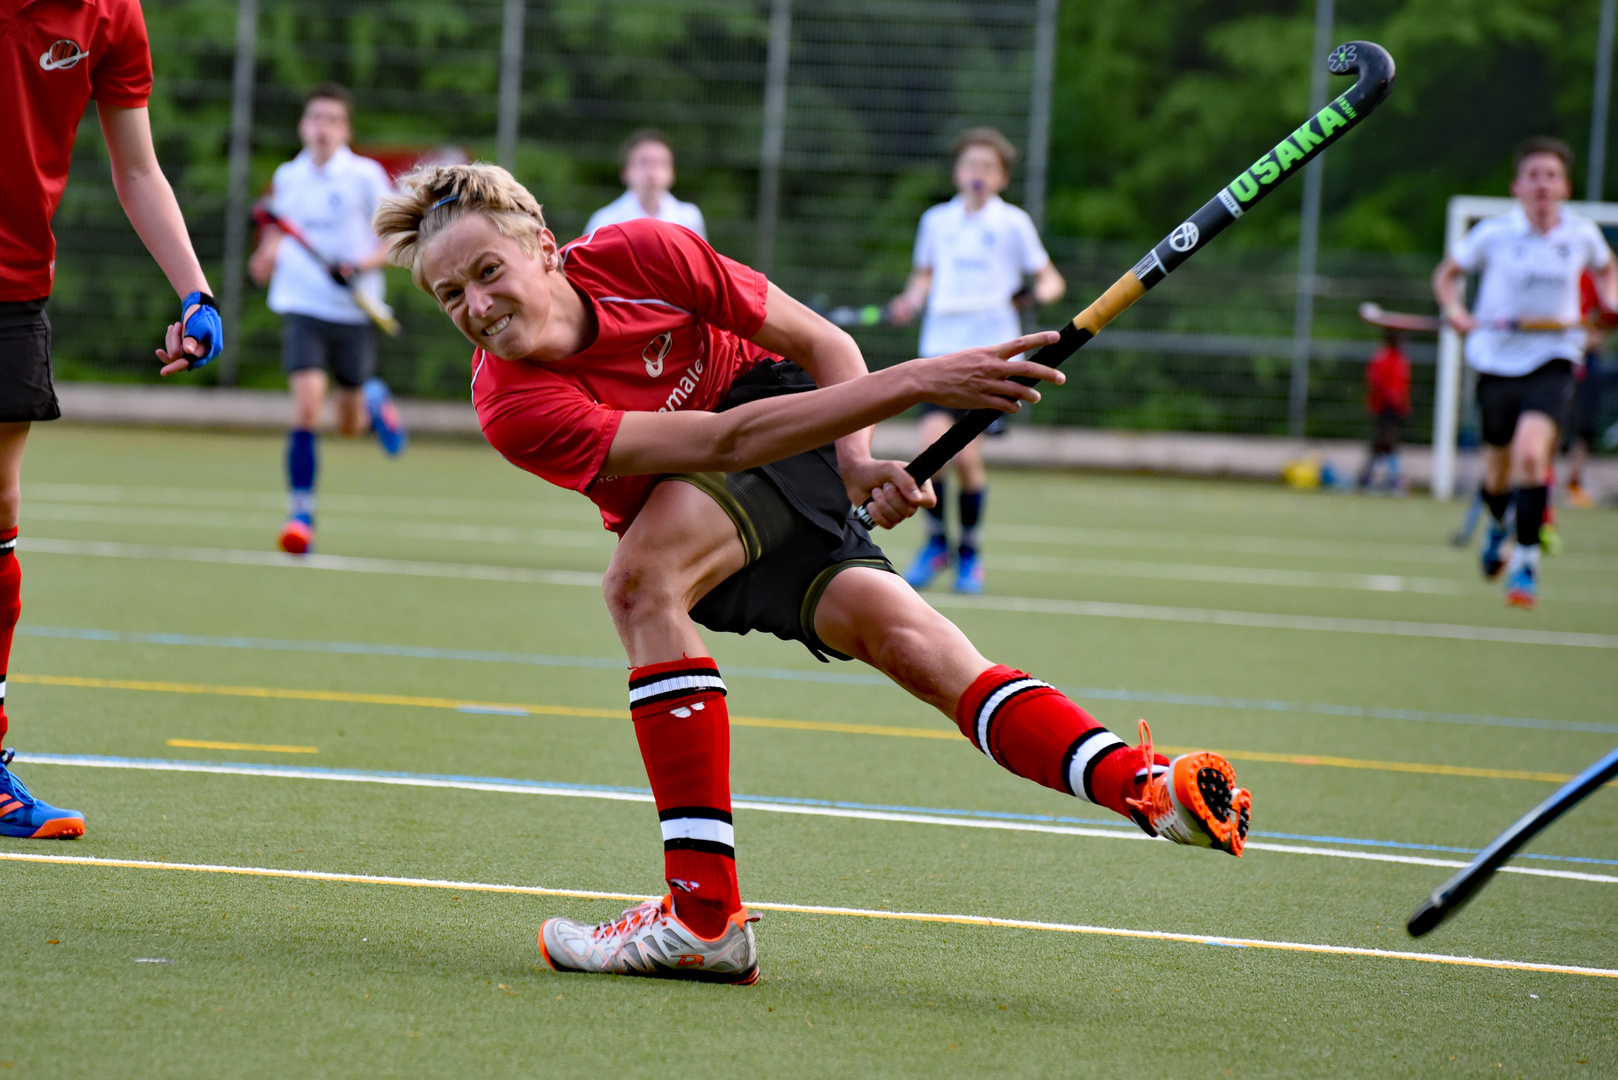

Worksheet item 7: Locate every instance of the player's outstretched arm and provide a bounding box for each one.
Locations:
[1431,256,1474,334]
[600,331,1062,497]
[97,103,220,374]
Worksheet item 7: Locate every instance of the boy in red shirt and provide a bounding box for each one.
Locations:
[1,0,221,837]
[1357,329,1411,491]
[375,165,1252,984]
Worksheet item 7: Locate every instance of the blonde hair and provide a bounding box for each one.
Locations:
[373,162,549,291]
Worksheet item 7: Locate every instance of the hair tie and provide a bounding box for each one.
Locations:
[430,194,460,212]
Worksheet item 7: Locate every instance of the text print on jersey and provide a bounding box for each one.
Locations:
[39,39,87,71]
[657,353,707,412]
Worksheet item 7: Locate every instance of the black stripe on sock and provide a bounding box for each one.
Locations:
[974,679,1048,759]
[657,806,732,824]
[1081,739,1127,805]
[1058,729,1112,798]
[663,837,736,858]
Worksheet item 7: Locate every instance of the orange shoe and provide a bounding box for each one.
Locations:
[277,518,313,555]
[1567,482,1596,509]
[1126,722,1250,856]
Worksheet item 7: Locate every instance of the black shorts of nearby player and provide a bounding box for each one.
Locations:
[918,401,1008,437]
[282,313,377,389]
[673,359,895,663]
[0,300,63,424]
[1475,358,1576,447]
[1370,407,1404,455]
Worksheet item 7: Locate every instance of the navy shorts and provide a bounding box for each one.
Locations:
[282,313,377,389]
[0,299,62,423]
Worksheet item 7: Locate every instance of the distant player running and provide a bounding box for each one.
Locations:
[889,128,1065,593]
[1,0,221,837]
[375,164,1249,985]
[584,129,706,240]
[249,83,406,556]
[1432,137,1617,608]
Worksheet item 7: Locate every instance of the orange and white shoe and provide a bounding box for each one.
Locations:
[539,895,759,984]
[277,518,313,555]
[1126,721,1251,856]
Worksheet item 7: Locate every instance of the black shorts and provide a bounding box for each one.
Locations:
[918,401,1007,437]
[282,313,377,388]
[678,360,894,662]
[1475,359,1576,447]
[0,300,62,423]
[1370,407,1404,455]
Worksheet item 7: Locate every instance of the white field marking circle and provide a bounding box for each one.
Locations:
[22,538,1618,650]
[16,754,1617,885]
[1168,222,1200,252]
[3,852,1615,979]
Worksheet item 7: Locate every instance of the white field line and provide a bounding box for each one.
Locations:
[18,754,1616,885]
[22,538,1618,649]
[4,851,1614,979]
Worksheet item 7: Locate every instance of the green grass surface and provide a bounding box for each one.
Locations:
[3,425,1616,1078]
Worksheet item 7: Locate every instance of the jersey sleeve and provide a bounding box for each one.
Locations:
[91,0,154,107]
[1450,219,1493,272]
[479,376,624,494]
[618,221,769,338]
[1013,208,1051,273]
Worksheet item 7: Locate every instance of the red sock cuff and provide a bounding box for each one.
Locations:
[954,665,1053,760]
[628,657,725,721]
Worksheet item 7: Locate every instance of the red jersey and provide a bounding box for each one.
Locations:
[472,220,773,534]
[1366,342,1410,417]
[1,0,153,301]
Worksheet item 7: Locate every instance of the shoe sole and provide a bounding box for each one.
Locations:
[1,816,85,839]
[278,526,312,556]
[1172,753,1251,857]
[1505,590,1537,610]
[536,926,759,985]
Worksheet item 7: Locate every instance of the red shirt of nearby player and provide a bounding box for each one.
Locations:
[1366,340,1411,417]
[0,0,154,301]
[472,220,774,534]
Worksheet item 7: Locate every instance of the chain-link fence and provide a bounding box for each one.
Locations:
[47,0,1468,441]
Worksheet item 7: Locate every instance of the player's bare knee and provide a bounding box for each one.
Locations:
[0,485,21,529]
[602,555,682,631]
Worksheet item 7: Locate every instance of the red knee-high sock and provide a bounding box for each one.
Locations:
[629,657,740,939]
[0,529,19,743]
[954,664,1165,820]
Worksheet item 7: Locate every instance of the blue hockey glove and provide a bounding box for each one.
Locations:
[180,291,224,369]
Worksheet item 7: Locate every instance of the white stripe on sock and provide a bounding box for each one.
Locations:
[974,678,1049,763]
[1068,732,1127,805]
[629,673,726,706]
[659,817,735,847]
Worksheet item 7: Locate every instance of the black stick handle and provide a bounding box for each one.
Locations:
[852,41,1396,531]
[1406,745,1618,937]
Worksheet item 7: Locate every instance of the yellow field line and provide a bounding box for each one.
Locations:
[4,851,1614,980]
[12,673,1581,784]
[166,739,318,754]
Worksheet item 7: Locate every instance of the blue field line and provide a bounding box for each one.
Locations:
[23,752,1616,869]
[21,625,1618,736]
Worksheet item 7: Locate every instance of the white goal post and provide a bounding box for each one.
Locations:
[1432,195,1618,499]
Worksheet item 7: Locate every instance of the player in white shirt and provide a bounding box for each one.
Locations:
[888,128,1065,593]
[584,129,706,240]
[1433,136,1618,608]
[249,83,407,556]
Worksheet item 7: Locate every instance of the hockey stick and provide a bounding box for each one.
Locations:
[852,41,1396,529]
[252,205,402,337]
[1358,302,1601,335]
[1406,744,1618,937]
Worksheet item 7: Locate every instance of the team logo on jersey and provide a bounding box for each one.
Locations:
[642,331,672,378]
[39,39,87,71]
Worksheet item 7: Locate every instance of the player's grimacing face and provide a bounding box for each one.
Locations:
[953,144,1009,199]
[421,214,554,358]
[1511,152,1571,210]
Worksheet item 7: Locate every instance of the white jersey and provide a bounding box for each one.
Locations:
[914,194,1049,357]
[1452,205,1612,377]
[584,190,707,240]
[267,146,393,325]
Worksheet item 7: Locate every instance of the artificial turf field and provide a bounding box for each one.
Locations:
[2,425,1615,1079]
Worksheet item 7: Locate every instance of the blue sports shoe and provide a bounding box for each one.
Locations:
[1480,523,1509,580]
[1504,562,1537,610]
[903,534,951,589]
[955,549,985,594]
[364,377,407,457]
[0,749,84,839]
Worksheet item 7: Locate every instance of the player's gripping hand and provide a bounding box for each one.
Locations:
[842,458,936,530]
[906,330,1064,413]
[156,291,224,375]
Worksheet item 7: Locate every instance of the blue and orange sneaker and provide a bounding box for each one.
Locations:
[903,534,951,589]
[1504,552,1538,610]
[1480,522,1510,580]
[364,377,407,457]
[954,549,986,594]
[278,517,314,555]
[0,749,84,839]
